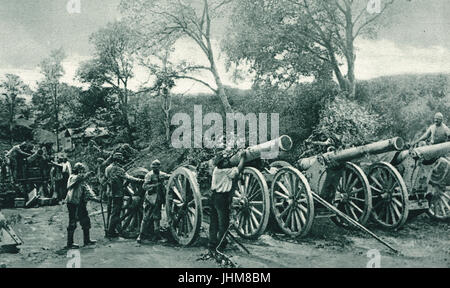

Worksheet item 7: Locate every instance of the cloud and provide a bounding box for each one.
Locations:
[355,39,450,79]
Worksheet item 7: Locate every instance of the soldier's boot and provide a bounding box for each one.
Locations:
[83,229,97,246]
[65,229,79,249]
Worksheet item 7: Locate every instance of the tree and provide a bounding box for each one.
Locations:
[33,82,82,130]
[226,0,395,98]
[77,21,137,143]
[38,48,66,151]
[120,0,235,112]
[0,74,30,146]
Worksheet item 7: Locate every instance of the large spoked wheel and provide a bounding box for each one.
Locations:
[427,187,450,220]
[331,162,372,228]
[119,194,143,238]
[232,167,270,239]
[118,168,148,238]
[427,158,450,221]
[270,166,314,238]
[369,162,409,229]
[166,167,202,246]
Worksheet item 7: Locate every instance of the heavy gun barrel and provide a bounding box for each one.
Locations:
[227,135,293,166]
[298,137,404,170]
[410,141,450,161]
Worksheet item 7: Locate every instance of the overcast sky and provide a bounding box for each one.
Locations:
[0,0,449,93]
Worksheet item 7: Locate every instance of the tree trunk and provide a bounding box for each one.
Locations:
[211,66,233,113]
[120,88,134,145]
[9,99,14,147]
[345,3,356,99]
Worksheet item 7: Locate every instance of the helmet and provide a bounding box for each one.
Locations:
[434,112,443,120]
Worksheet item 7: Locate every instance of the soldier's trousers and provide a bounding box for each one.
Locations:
[208,191,232,251]
[107,196,123,234]
[67,202,91,232]
[139,200,161,237]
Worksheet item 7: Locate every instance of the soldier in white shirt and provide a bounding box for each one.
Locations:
[208,149,246,253]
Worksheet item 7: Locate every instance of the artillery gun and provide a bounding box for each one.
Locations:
[164,135,297,246]
[371,141,450,228]
[270,137,405,238]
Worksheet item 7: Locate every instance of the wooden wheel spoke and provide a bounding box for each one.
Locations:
[171,185,184,202]
[392,198,403,208]
[297,203,308,214]
[391,203,401,221]
[275,190,289,200]
[249,200,263,205]
[279,205,290,219]
[250,206,263,218]
[349,201,363,214]
[347,176,359,192]
[348,205,358,220]
[349,196,365,202]
[283,173,292,193]
[440,197,450,212]
[370,175,383,190]
[276,181,290,196]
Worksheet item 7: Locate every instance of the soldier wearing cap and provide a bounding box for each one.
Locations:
[104,152,144,238]
[413,112,450,146]
[137,159,170,243]
[208,148,246,253]
[65,163,97,249]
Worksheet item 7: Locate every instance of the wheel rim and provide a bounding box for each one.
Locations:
[232,167,270,239]
[369,162,409,229]
[428,188,450,220]
[271,166,314,237]
[331,162,372,227]
[166,167,202,246]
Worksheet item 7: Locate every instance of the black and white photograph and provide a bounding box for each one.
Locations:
[0,0,449,271]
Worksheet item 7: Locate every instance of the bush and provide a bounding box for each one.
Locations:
[315,94,382,147]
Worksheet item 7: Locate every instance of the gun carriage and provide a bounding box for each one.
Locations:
[163,135,298,246]
[270,137,405,237]
[371,141,450,228]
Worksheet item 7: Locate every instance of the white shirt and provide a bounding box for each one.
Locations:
[62,161,72,175]
[211,167,239,193]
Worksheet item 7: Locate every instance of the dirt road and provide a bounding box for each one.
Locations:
[1,203,449,268]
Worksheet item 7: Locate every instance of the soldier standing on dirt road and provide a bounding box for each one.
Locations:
[136,160,170,244]
[65,163,98,249]
[104,152,144,238]
[208,148,246,254]
[61,155,72,200]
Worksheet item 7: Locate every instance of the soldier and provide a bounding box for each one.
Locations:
[136,160,170,244]
[104,152,144,238]
[208,148,246,253]
[65,163,98,249]
[6,142,31,181]
[61,155,72,200]
[50,156,65,203]
[413,112,450,146]
[0,151,7,182]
